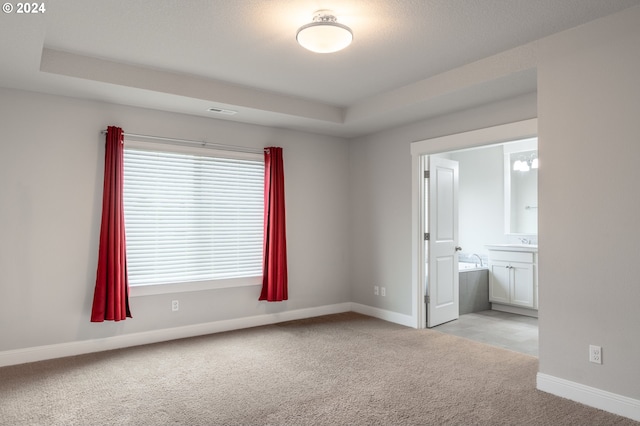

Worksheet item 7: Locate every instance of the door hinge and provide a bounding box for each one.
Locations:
[425,295,430,304]
[424,233,430,241]
[424,170,430,179]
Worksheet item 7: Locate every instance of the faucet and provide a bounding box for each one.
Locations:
[518,237,530,244]
[472,253,483,267]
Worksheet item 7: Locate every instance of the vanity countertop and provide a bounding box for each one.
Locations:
[485,244,538,253]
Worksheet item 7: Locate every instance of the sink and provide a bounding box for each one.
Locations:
[485,244,538,252]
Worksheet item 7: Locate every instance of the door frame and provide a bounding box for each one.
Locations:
[410,118,537,329]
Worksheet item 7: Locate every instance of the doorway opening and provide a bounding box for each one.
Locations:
[410,119,538,337]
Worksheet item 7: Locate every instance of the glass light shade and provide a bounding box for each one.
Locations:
[531,157,539,169]
[520,161,530,172]
[296,22,353,53]
[513,160,523,171]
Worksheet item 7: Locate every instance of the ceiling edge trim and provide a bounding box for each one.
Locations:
[39,48,345,124]
[345,41,540,124]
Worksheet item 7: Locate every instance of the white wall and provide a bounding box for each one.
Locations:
[0,88,350,352]
[450,146,506,258]
[537,6,640,400]
[348,93,537,315]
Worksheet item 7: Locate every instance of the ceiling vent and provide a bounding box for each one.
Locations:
[207,107,237,115]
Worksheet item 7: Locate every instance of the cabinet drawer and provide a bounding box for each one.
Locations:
[489,250,534,264]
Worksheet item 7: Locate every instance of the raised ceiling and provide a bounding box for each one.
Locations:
[1,0,639,137]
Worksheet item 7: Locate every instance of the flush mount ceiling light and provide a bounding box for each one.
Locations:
[296,10,353,53]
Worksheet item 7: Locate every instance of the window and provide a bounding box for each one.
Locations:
[123,141,264,295]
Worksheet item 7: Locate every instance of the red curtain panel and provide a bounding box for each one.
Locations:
[91,126,132,322]
[259,147,288,302]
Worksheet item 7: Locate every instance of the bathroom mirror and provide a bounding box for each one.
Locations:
[504,139,538,235]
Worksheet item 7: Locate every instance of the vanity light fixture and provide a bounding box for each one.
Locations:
[296,10,353,53]
[513,154,538,171]
[531,157,539,169]
[513,159,523,171]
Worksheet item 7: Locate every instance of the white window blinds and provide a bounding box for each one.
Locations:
[123,144,264,287]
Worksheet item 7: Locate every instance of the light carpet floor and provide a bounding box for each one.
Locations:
[0,312,636,425]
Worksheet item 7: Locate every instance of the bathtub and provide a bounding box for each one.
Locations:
[458,262,487,271]
[459,263,490,314]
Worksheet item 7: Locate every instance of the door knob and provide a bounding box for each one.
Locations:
[455,246,462,251]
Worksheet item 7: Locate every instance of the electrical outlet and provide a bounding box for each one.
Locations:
[589,345,602,364]
[381,287,386,297]
[374,286,379,296]
[171,300,179,312]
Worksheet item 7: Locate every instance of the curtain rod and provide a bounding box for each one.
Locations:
[100,130,264,155]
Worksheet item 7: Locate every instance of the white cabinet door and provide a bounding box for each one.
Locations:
[489,255,535,308]
[511,262,534,308]
[489,261,511,304]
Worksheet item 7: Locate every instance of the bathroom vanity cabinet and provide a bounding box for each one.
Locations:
[486,245,538,316]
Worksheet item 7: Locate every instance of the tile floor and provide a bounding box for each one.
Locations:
[433,309,539,357]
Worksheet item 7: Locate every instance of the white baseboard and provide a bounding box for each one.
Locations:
[0,302,352,368]
[537,373,640,422]
[351,303,415,328]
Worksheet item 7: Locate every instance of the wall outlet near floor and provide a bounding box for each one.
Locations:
[374,286,379,296]
[171,300,179,312]
[381,287,386,297]
[589,345,602,364]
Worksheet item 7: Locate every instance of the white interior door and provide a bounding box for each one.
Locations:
[426,157,460,327]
